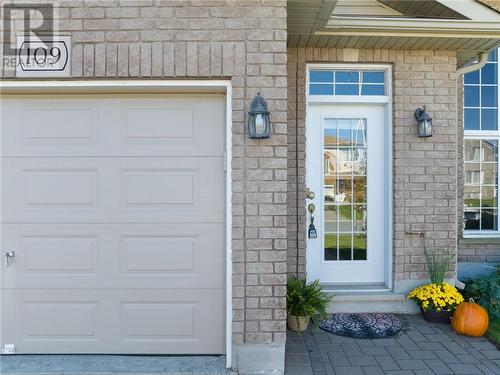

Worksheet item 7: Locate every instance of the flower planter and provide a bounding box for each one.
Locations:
[408,283,464,324]
[420,307,451,324]
[287,315,310,332]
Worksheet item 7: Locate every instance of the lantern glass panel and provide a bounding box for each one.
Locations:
[418,119,432,137]
[255,114,266,136]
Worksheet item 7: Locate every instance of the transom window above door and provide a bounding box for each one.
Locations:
[309,69,386,96]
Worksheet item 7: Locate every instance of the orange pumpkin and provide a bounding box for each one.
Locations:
[452,298,489,337]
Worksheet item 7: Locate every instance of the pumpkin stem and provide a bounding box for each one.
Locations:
[468,298,475,303]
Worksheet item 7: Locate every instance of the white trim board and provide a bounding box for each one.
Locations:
[305,63,393,290]
[0,79,233,369]
[0,80,231,94]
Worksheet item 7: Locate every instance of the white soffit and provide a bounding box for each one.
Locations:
[322,0,500,38]
[437,0,500,21]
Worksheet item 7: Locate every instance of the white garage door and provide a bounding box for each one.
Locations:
[0,94,225,354]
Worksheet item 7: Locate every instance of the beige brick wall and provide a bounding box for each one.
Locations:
[287,48,459,287]
[1,0,287,346]
[458,239,500,262]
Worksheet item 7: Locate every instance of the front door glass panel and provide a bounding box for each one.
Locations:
[323,118,367,261]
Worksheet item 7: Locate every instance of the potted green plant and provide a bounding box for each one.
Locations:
[286,277,331,332]
[407,236,463,323]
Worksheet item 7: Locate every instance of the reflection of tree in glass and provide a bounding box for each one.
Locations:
[344,178,366,204]
[482,139,498,162]
[352,148,367,175]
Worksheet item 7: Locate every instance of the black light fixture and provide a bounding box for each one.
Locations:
[414,106,433,138]
[248,93,271,139]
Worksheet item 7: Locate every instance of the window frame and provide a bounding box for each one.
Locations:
[307,64,391,103]
[464,50,500,238]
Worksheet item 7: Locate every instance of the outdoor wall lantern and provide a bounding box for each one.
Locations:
[414,106,433,138]
[248,93,271,139]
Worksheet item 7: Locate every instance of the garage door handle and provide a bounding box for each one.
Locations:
[3,251,15,267]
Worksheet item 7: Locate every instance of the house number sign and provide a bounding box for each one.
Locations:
[16,36,71,77]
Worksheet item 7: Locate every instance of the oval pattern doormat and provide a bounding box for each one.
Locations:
[319,313,403,339]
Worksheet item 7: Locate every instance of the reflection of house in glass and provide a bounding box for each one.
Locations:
[324,118,367,203]
[464,139,498,230]
[323,118,368,261]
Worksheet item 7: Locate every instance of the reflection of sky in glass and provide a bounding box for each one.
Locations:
[324,119,366,147]
[309,70,386,96]
[337,120,351,146]
[363,71,384,83]
[310,70,334,82]
[336,71,359,83]
[463,52,498,131]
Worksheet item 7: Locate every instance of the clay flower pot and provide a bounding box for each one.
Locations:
[420,307,451,324]
[287,315,310,332]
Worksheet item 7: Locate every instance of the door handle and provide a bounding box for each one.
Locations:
[307,204,317,239]
[306,188,315,200]
[3,251,15,267]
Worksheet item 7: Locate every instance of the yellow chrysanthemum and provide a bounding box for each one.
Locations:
[407,283,464,312]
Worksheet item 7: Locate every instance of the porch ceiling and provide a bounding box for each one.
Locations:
[287,0,500,67]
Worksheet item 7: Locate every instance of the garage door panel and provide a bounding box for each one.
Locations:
[2,289,223,354]
[23,235,97,273]
[2,157,224,223]
[2,223,223,289]
[23,301,99,338]
[2,97,224,157]
[1,94,225,354]
[123,102,194,139]
[25,105,96,141]
[23,169,97,208]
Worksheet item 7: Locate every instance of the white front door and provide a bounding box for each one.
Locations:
[306,103,388,285]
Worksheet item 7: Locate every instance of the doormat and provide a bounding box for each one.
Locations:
[319,313,402,339]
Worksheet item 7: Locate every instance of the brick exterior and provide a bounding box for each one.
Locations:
[458,239,500,262]
[1,0,287,346]
[287,48,459,287]
[3,0,494,354]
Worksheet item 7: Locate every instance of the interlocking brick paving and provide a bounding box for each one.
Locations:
[285,314,499,375]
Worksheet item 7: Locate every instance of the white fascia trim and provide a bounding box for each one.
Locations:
[0,79,231,93]
[0,79,233,369]
[321,17,500,38]
[437,0,500,21]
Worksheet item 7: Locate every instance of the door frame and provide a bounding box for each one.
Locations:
[0,79,233,368]
[305,63,393,290]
